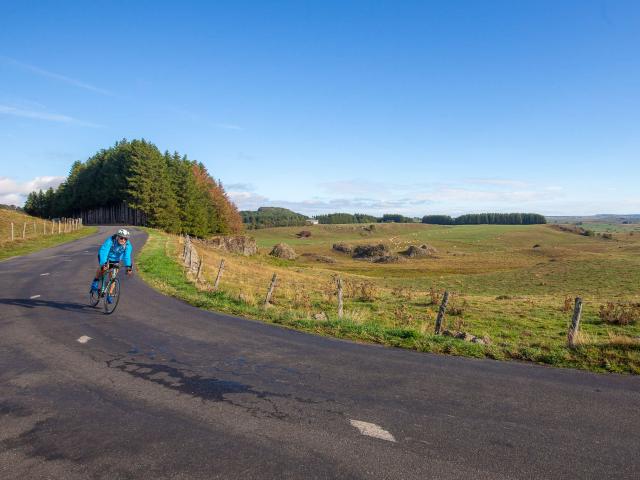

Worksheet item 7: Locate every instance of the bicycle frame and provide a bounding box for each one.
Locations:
[100,264,120,296]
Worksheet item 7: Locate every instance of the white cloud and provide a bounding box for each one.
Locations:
[0,104,102,127]
[228,177,575,216]
[1,56,114,96]
[0,176,65,206]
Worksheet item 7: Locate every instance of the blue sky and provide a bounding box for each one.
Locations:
[1,1,638,216]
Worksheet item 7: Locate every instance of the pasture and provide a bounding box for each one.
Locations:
[139,223,640,373]
[0,209,95,260]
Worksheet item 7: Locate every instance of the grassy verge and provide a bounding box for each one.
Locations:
[137,229,640,374]
[0,227,98,261]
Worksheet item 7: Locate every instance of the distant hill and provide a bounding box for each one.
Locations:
[241,207,308,229]
[0,204,23,211]
[548,214,640,224]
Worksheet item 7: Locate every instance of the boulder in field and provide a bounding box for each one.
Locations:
[352,243,389,259]
[373,254,404,264]
[332,243,353,254]
[270,243,297,260]
[206,235,257,256]
[403,244,437,258]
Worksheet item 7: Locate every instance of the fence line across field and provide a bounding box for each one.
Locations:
[179,234,594,346]
[6,217,83,242]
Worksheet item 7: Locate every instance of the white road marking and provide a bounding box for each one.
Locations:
[349,419,396,442]
[77,336,92,344]
[30,295,41,299]
[40,273,50,276]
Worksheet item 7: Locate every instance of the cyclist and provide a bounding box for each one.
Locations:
[90,228,133,302]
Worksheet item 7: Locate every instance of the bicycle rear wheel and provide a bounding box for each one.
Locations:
[103,277,120,314]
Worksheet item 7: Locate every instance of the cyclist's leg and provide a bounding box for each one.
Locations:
[108,266,119,295]
[90,256,102,291]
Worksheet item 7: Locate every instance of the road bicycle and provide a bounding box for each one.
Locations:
[89,262,121,314]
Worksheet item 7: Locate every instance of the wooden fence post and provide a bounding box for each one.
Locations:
[58,220,61,234]
[264,273,278,307]
[567,297,583,347]
[183,236,190,264]
[434,290,449,335]
[22,222,26,239]
[196,260,203,283]
[213,259,225,291]
[337,276,344,318]
[11,222,14,241]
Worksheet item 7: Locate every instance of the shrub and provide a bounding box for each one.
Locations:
[562,295,574,313]
[352,243,389,259]
[598,302,640,325]
[332,243,353,254]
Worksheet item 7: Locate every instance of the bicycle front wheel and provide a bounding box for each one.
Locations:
[89,280,101,307]
[103,277,121,315]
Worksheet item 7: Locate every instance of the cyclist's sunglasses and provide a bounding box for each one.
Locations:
[117,236,128,241]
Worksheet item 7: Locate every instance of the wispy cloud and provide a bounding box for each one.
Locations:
[0,104,102,128]
[0,175,65,206]
[1,56,114,96]
[464,178,529,188]
[226,182,256,191]
[228,178,570,216]
[213,123,242,131]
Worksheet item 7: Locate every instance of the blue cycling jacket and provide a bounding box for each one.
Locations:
[98,235,133,267]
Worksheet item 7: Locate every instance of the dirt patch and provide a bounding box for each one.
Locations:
[300,253,337,264]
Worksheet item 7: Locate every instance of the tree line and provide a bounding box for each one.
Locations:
[241,207,309,229]
[24,139,243,236]
[316,213,418,224]
[240,210,419,228]
[239,209,547,228]
[422,213,547,225]
[315,213,379,224]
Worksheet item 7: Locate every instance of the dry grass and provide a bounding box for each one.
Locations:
[606,331,640,347]
[0,209,59,244]
[156,224,640,373]
[183,226,640,337]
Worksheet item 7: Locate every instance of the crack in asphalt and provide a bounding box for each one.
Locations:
[105,356,340,420]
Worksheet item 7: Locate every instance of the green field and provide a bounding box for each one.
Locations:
[0,209,96,261]
[138,223,640,374]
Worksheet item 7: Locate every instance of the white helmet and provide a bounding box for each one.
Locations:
[117,228,130,239]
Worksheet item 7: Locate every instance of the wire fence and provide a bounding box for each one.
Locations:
[2,218,83,243]
[179,234,601,346]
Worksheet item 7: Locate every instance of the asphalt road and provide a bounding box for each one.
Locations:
[1,227,639,479]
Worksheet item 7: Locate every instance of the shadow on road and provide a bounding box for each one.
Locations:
[0,297,98,313]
